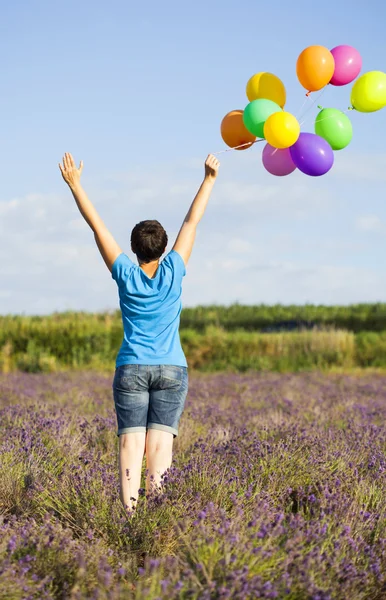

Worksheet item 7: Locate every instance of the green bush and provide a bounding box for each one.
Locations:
[180,303,386,332]
[355,331,386,367]
[1,309,386,373]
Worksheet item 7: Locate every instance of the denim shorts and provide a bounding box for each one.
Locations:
[112,364,188,438]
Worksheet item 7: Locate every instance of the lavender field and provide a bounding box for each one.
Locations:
[0,371,385,599]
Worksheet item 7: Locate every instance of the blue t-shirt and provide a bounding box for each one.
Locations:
[111,250,187,368]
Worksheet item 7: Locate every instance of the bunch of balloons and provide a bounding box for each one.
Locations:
[220,45,386,177]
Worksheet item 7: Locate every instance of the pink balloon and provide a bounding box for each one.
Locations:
[330,45,362,86]
[262,144,296,176]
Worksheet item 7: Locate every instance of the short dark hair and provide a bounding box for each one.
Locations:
[130,220,168,263]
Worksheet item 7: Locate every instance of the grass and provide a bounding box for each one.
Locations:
[0,370,385,598]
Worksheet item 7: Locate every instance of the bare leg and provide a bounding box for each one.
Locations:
[145,429,174,495]
[118,432,146,513]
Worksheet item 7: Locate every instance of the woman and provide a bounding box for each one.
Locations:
[59,152,220,512]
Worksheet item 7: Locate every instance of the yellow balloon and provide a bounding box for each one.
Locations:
[246,72,286,108]
[351,71,386,113]
[263,112,300,149]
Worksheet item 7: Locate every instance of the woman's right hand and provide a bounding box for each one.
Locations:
[204,154,220,181]
[59,152,84,190]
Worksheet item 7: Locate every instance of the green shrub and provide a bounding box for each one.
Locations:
[1,309,386,373]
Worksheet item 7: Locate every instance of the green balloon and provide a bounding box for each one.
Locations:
[315,108,353,151]
[243,99,282,138]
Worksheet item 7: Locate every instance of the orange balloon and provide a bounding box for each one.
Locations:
[220,110,257,150]
[296,45,335,92]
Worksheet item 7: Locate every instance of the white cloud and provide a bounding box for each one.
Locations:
[220,258,245,272]
[1,154,386,315]
[332,153,386,181]
[0,198,20,216]
[68,218,89,232]
[182,260,385,307]
[356,215,384,232]
[215,181,279,205]
[211,175,334,222]
[227,238,254,253]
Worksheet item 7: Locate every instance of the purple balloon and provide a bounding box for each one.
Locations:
[330,45,362,86]
[262,144,296,176]
[289,132,334,177]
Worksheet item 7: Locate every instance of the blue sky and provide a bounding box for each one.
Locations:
[1,0,386,314]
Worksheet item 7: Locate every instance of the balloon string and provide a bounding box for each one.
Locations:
[295,96,310,120]
[212,138,264,155]
[299,108,350,129]
[297,87,327,122]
